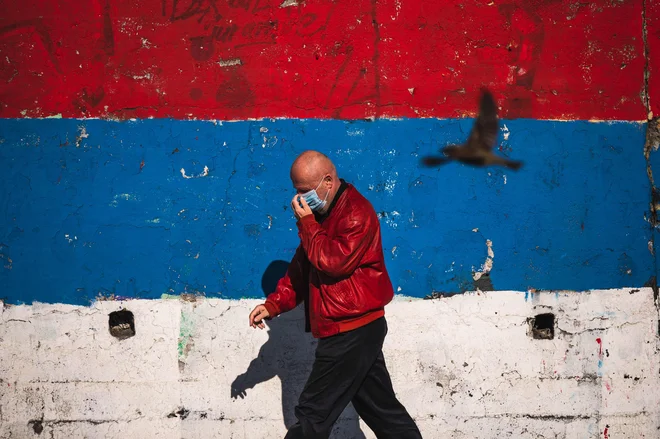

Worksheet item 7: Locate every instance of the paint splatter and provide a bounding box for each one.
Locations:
[384,172,398,195]
[110,193,138,207]
[596,338,604,376]
[178,309,195,370]
[347,128,365,136]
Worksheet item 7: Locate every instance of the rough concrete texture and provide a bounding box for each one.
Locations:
[1,0,659,437]
[1,288,658,438]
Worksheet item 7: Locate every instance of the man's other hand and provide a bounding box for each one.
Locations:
[248,304,270,329]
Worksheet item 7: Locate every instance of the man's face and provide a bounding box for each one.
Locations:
[292,173,331,212]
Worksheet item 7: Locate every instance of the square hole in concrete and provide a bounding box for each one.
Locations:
[109,309,135,340]
[528,313,554,340]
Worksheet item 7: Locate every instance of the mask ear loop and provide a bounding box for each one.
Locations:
[314,176,325,191]
[317,175,330,204]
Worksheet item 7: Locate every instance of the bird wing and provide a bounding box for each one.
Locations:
[466,88,499,151]
[421,155,451,167]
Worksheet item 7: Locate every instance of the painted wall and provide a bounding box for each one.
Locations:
[1,0,657,306]
[0,0,649,121]
[1,0,658,304]
[0,117,652,305]
[1,0,660,438]
[1,290,659,438]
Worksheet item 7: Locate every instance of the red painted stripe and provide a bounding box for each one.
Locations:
[0,0,649,120]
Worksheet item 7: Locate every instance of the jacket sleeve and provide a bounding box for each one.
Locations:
[263,245,309,318]
[296,208,375,278]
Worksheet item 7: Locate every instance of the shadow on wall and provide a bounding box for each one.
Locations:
[230,260,367,439]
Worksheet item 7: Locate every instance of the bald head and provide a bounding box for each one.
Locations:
[290,150,340,213]
[291,150,335,181]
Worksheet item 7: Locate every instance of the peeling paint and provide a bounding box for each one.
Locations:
[473,240,494,281]
[501,124,510,141]
[0,252,13,270]
[280,0,298,7]
[180,166,209,179]
[75,125,89,147]
[377,210,400,229]
[217,58,242,67]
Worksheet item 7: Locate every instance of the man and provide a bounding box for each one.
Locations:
[248,150,422,439]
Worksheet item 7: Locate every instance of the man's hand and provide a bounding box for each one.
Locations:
[291,195,313,220]
[248,304,270,329]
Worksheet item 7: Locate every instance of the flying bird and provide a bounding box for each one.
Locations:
[421,88,523,170]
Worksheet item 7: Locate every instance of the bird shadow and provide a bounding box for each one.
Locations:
[230,260,367,439]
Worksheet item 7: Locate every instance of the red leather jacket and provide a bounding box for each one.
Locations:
[263,182,394,338]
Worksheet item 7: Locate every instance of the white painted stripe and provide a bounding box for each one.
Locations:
[1,288,659,438]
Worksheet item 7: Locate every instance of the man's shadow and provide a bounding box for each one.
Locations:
[230,260,367,439]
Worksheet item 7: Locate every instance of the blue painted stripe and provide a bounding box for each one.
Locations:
[0,118,652,305]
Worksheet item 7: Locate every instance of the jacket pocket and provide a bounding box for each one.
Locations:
[319,272,365,319]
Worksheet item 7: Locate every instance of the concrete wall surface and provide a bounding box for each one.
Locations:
[2,0,660,438]
[1,288,659,438]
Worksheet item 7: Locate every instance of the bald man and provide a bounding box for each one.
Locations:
[248,151,422,438]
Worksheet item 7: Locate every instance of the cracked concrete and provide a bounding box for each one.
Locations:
[1,288,658,438]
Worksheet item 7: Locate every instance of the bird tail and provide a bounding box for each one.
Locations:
[504,160,523,171]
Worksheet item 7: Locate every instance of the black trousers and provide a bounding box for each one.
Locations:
[284,317,422,439]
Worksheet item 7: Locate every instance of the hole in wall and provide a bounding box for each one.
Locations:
[528,313,555,340]
[28,419,43,434]
[109,309,135,340]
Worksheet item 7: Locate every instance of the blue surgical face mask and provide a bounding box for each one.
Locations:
[301,177,329,212]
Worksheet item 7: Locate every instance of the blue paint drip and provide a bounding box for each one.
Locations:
[0,118,652,305]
